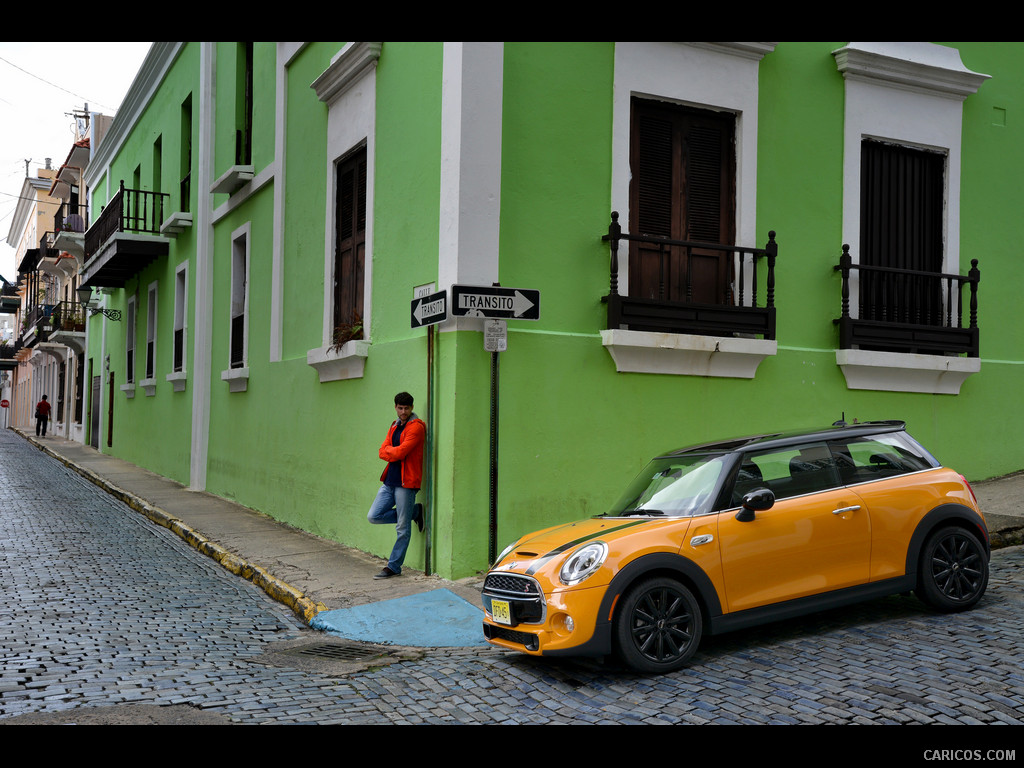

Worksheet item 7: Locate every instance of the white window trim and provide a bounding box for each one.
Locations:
[833,42,988,395]
[141,281,158,396]
[122,294,137,397]
[306,42,379,383]
[222,223,250,392]
[605,42,776,378]
[167,260,188,392]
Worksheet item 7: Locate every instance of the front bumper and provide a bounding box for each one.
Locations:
[481,572,610,656]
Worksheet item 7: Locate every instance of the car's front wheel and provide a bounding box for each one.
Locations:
[614,577,702,673]
[915,525,989,612]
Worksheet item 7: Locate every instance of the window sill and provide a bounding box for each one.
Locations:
[210,165,254,197]
[306,340,369,382]
[120,383,136,399]
[221,366,249,393]
[835,349,980,395]
[600,329,776,378]
[166,370,187,392]
[160,211,193,237]
[140,378,157,397]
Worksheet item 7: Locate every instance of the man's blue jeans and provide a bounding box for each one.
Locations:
[367,484,416,574]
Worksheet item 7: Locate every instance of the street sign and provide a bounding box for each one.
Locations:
[411,289,448,328]
[484,320,507,352]
[0,399,8,408]
[451,284,540,320]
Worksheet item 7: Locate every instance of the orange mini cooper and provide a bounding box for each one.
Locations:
[481,421,989,673]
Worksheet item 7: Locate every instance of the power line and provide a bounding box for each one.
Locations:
[0,54,116,113]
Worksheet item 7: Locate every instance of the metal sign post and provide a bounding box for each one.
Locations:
[411,285,446,575]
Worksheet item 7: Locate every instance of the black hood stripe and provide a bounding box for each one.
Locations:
[523,520,649,576]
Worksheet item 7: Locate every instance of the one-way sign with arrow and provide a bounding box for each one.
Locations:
[451,284,540,320]
[411,289,448,328]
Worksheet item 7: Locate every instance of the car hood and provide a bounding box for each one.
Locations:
[490,515,680,585]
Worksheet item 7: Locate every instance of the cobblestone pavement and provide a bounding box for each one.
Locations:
[2,431,1024,725]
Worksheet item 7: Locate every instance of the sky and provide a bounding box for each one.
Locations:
[0,41,153,282]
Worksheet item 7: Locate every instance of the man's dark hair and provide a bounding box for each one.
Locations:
[394,392,414,406]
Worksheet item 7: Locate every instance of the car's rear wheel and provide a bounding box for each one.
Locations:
[916,525,988,612]
[614,577,702,673]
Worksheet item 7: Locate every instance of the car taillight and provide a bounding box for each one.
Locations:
[959,474,979,506]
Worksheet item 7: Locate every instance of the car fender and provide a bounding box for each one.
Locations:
[544,551,721,659]
[905,503,990,580]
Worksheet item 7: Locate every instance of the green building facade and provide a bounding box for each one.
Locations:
[79,42,1021,579]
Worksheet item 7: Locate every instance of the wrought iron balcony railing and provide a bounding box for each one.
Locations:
[834,244,980,357]
[602,211,778,339]
[54,202,88,235]
[84,181,170,261]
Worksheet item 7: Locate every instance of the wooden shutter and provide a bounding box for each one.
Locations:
[629,99,735,304]
[860,141,945,324]
[334,148,367,330]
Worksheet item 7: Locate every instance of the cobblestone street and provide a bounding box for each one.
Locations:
[2,430,1024,726]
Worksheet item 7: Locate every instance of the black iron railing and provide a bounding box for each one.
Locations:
[602,211,778,339]
[50,301,86,332]
[835,244,980,357]
[54,202,88,234]
[84,181,170,261]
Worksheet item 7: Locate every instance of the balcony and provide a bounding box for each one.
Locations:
[20,302,55,348]
[0,280,19,314]
[0,339,21,370]
[81,181,170,289]
[834,245,981,394]
[53,201,89,259]
[599,212,778,378]
[48,301,87,354]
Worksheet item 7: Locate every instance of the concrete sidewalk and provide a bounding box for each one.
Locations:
[10,428,1024,647]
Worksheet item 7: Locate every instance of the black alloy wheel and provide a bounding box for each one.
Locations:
[916,525,988,612]
[615,577,702,673]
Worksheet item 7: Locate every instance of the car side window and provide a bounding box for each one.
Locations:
[828,433,936,485]
[731,442,841,504]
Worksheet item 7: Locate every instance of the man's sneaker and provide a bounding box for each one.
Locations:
[373,567,398,580]
[413,503,424,533]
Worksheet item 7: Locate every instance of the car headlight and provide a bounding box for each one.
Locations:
[559,541,608,586]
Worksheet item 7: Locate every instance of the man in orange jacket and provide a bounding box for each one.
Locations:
[367,392,425,579]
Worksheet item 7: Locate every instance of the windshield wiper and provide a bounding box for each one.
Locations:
[619,508,665,517]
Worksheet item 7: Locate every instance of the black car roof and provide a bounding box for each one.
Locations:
[660,420,907,458]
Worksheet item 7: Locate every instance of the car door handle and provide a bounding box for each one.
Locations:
[833,505,861,515]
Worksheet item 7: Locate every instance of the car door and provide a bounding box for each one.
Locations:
[717,441,872,613]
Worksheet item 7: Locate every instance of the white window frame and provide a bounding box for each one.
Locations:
[603,42,777,378]
[221,223,250,392]
[141,281,158,396]
[833,42,989,395]
[121,295,137,397]
[167,260,188,391]
[306,41,379,382]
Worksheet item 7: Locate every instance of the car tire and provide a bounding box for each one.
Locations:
[614,577,702,673]
[915,525,989,612]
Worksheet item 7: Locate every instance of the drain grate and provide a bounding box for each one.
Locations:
[286,643,383,662]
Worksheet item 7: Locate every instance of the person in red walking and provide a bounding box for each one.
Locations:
[35,395,51,437]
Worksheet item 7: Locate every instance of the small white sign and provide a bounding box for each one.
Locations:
[484,319,507,352]
[413,282,437,299]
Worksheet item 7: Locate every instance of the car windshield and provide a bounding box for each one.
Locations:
[609,454,728,518]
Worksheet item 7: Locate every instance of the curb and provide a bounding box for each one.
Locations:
[17,430,327,625]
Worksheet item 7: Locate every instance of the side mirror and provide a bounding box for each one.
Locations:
[735,488,775,522]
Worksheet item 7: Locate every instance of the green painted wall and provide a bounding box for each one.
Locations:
[84,42,1024,581]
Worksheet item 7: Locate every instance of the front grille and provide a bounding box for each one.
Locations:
[484,573,541,597]
[483,572,545,625]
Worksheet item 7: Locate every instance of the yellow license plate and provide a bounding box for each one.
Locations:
[491,599,512,625]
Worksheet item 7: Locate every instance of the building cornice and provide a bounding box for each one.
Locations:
[85,42,185,188]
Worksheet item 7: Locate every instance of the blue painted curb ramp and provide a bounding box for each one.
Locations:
[311,589,489,648]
